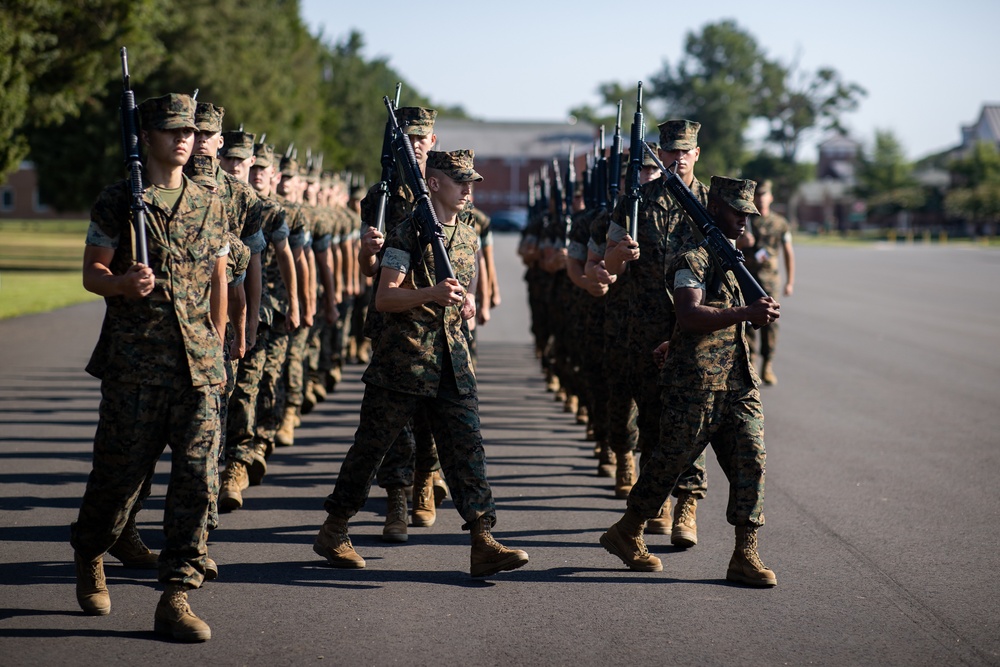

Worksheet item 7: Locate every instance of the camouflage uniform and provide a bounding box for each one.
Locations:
[589,208,638,458]
[226,157,291,468]
[71,118,228,589]
[607,125,708,499]
[324,151,496,529]
[744,207,791,366]
[628,242,765,527]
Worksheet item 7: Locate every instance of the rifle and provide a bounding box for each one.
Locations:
[551,158,571,248]
[564,145,576,215]
[640,144,769,308]
[382,96,455,283]
[119,47,148,266]
[595,126,608,211]
[608,100,623,208]
[625,84,645,241]
[373,83,403,234]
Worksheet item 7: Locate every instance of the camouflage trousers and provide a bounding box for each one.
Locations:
[70,379,219,588]
[227,321,275,466]
[307,296,337,387]
[284,321,311,408]
[375,409,441,489]
[352,285,371,349]
[628,385,766,527]
[253,318,290,453]
[582,297,608,443]
[602,289,638,456]
[324,376,495,530]
[331,295,355,373]
[747,272,781,362]
[630,328,708,499]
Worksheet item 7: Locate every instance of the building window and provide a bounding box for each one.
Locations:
[1,188,13,212]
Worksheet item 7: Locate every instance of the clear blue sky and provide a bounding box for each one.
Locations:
[301,0,1000,162]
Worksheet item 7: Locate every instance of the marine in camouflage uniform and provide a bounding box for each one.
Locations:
[604,124,710,542]
[220,140,302,510]
[600,176,780,587]
[743,179,795,385]
[71,93,226,639]
[313,150,529,577]
[358,107,446,539]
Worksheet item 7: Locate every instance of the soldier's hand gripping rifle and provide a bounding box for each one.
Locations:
[608,100,623,209]
[640,143,769,313]
[373,83,403,235]
[119,47,148,266]
[624,84,645,242]
[382,96,455,283]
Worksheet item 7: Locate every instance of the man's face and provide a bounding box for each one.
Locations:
[250,164,274,195]
[431,173,472,213]
[711,199,749,240]
[144,128,194,167]
[639,165,662,185]
[658,146,700,179]
[193,131,223,157]
[409,132,436,166]
[278,174,299,197]
[221,154,255,182]
[755,190,773,214]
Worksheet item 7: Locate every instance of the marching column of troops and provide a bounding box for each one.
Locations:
[520,116,792,580]
[69,86,792,643]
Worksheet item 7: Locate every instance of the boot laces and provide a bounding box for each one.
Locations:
[677,497,696,524]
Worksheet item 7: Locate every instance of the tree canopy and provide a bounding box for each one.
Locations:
[0,0,442,210]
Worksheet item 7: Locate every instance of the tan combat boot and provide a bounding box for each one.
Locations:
[219,460,250,512]
[671,493,698,547]
[598,445,616,479]
[108,513,159,569]
[382,487,408,543]
[411,472,436,527]
[357,340,371,364]
[75,552,110,615]
[646,498,673,535]
[313,513,365,568]
[431,470,448,507]
[761,360,777,385]
[347,338,358,363]
[599,507,662,572]
[564,393,578,414]
[248,441,268,486]
[614,451,636,499]
[576,403,588,425]
[312,378,327,402]
[470,516,529,577]
[154,584,211,641]
[204,556,218,581]
[726,526,777,587]
[275,406,297,447]
[301,384,317,415]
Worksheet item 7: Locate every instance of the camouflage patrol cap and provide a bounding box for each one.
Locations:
[138,93,197,131]
[642,141,660,168]
[253,142,274,169]
[194,102,225,133]
[426,149,483,183]
[350,186,366,200]
[710,176,759,215]
[658,119,700,151]
[220,130,256,160]
[396,107,437,136]
[279,155,299,178]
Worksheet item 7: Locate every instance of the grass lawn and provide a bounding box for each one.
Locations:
[0,219,99,320]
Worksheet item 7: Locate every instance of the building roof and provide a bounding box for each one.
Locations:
[434,119,598,159]
[963,104,1000,145]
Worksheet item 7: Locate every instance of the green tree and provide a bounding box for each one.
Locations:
[944,141,1000,226]
[0,0,168,183]
[855,130,925,224]
[649,20,781,178]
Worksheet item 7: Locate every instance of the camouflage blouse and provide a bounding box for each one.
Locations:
[660,246,759,391]
[84,176,228,388]
[362,217,480,397]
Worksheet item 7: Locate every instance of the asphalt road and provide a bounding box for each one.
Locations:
[1,235,998,666]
